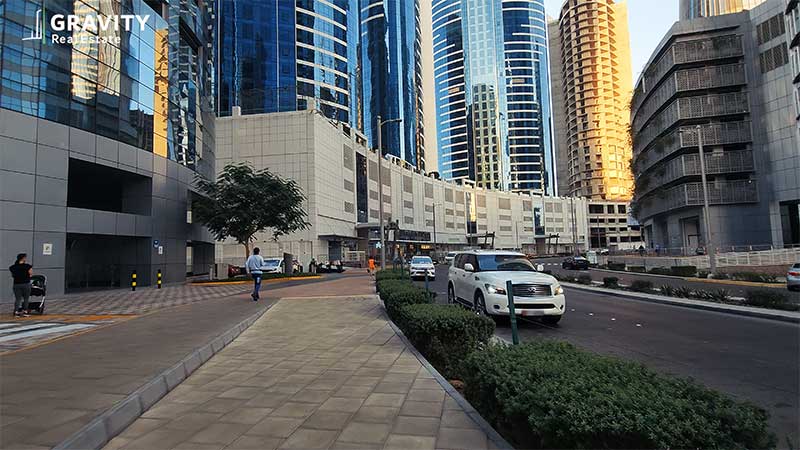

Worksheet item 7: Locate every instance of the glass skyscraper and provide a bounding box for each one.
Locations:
[432,0,555,195]
[360,0,425,169]
[216,0,360,127]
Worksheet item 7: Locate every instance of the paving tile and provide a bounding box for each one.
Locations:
[162,412,222,432]
[244,393,291,408]
[336,421,392,444]
[270,402,319,419]
[351,406,400,424]
[407,389,446,403]
[289,389,333,404]
[436,427,489,450]
[246,416,305,438]
[342,376,381,387]
[219,407,274,425]
[186,422,251,445]
[318,397,364,413]
[399,401,443,418]
[218,387,264,400]
[278,428,338,449]
[363,393,405,408]
[171,442,225,450]
[441,409,475,429]
[391,416,441,436]
[333,385,373,398]
[226,435,283,450]
[373,382,413,394]
[301,411,352,430]
[196,398,246,414]
[384,434,437,450]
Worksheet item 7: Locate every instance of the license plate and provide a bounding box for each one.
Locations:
[519,310,545,316]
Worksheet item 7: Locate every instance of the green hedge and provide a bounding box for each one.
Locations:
[671,265,698,277]
[745,289,800,311]
[608,262,626,271]
[399,304,494,379]
[630,280,653,293]
[376,279,434,321]
[602,277,619,288]
[375,269,408,282]
[462,341,775,449]
[647,267,672,276]
[577,274,592,285]
[628,266,646,273]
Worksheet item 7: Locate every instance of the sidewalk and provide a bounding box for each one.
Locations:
[104,295,498,450]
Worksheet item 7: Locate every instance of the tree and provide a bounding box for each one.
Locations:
[193,163,310,256]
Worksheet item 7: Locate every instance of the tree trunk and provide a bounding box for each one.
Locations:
[243,241,251,257]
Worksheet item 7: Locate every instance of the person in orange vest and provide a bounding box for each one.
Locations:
[368,257,376,274]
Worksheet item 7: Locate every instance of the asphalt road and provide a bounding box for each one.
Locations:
[531,256,800,299]
[414,265,800,443]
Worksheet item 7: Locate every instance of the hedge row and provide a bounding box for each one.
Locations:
[376,273,494,379]
[375,269,408,282]
[462,341,775,449]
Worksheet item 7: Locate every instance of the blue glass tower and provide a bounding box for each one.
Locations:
[217,0,360,127]
[360,0,425,169]
[432,0,555,194]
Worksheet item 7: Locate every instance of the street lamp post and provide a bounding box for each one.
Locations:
[696,125,717,274]
[377,115,402,270]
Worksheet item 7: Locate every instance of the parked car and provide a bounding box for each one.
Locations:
[409,256,436,280]
[262,258,283,274]
[562,256,590,270]
[788,263,800,291]
[444,252,458,265]
[317,260,344,273]
[448,250,565,324]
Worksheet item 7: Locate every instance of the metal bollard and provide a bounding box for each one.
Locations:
[131,270,137,291]
[157,269,162,289]
[424,272,429,293]
[505,280,519,345]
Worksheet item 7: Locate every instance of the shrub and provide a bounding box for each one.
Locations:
[711,289,732,303]
[674,286,694,298]
[629,266,646,273]
[462,341,775,449]
[698,270,710,279]
[375,269,407,282]
[577,274,593,285]
[659,285,675,297]
[712,273,730,280]
[608,262,626,271]
[630,280,653,293]
[730,272,779,284]
[648,267,672,276]
[745,290,800,311]
[377,279,433,320]
[671,265,698,277]
[399,304,494,379]
[602,277,619,288]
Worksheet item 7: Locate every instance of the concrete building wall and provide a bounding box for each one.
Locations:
[214,111,594,266]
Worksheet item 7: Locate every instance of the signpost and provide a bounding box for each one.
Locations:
[505,280,519,345]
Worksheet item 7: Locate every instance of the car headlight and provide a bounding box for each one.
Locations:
[485,284,507,295]
[553,285,564,296]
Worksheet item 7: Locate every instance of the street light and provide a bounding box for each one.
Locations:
[696,125,717,274]
[377,115,402,270]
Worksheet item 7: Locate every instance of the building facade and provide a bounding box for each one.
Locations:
[788,0,800,138]
[631,2,800,253]
[431,0,556,195]
[680,0,767,19]
[216,0,361,128]
[549,0,634,201]
[587,201,642,250]
[215,110,591,266]
[0,0,217,299]
[360,0,426,169]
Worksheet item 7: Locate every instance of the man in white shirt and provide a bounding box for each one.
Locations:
[245,247,265,301]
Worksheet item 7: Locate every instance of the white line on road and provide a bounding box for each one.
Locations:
[0,323,65,334]
[0,324,95,343]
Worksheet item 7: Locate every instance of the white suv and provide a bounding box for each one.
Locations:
[409,256,436,280]
[447,250,565,324]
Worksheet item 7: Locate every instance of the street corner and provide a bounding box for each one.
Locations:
[0,314,136,355]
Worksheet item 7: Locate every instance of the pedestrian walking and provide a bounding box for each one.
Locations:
[245,247,265,302]
[368,257,375,274]
[9,253,33,317]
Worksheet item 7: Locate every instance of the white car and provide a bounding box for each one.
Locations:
[444,252,458,265]
[448,250,565,325]
[788,263,800,291]
[261,258,283,274]
[409,256,436,280]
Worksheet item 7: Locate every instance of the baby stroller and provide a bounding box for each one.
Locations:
[28,275,47,315]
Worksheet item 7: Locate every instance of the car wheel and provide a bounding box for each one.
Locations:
[474,292,488,317]
[542,315,561,325]
[447,284,456,304]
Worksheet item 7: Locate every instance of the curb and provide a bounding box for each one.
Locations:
[191,275,323,286]
[590,268,784,288]
[562,283,800,324]
[54,304,273,450]
[381,299,514,450]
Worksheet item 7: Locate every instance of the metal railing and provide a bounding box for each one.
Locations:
[602,246,800,269]
[637,150,755,197]
[638,180,758,220]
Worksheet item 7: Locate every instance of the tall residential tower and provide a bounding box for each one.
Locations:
[431,0,556,195]
[549,0,634,201]
[679,0,767,19]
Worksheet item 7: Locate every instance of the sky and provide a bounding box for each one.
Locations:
[543,0,679,82]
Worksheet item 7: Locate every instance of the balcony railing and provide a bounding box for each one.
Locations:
[637,149,755,198]
[634,121,753,174]
[632,34,744,113]
[638,180,758,220]
[633,63,747,132]
[634,92,749,152]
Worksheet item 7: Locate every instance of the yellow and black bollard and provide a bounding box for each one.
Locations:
[157,269,162,289]
[131,270,137,291]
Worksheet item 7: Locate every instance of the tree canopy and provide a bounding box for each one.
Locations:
[193,163,310,254]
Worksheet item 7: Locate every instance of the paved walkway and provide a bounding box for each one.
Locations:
[104,296,496,450]
[0,276,349,449]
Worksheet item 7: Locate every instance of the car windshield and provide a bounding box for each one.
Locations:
[476,255,535,272]
[793,263,800,269]
[411,257,432,264]
[447,252,457,257]
[263,259,281,267]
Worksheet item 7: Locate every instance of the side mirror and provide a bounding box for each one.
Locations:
[536,264,545,272]
[463,263,475,272]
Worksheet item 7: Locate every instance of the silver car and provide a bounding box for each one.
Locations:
[788,263,800,291]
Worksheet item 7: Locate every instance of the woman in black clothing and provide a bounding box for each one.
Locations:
[8,253,33,317]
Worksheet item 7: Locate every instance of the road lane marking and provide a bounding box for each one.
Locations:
[0,323,96,343]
